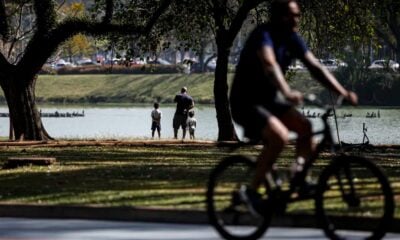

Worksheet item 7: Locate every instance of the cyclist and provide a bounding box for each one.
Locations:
[230,0,358,214]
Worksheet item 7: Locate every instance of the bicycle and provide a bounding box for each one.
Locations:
[206,95,394,240]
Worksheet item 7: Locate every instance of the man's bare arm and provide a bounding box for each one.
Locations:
[302,52,357,104]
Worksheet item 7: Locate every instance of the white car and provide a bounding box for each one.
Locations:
[52,60,76,69]
[319,59,348,70]
[77,58,99,66]
[368,60,399,71]
[288,61,304,70]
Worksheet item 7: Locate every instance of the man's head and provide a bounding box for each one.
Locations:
[154,102,159,109]
[270,0,301,32]
[181,87,187,93]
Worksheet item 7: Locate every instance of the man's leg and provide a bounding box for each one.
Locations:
[173,115,179,139]
[251,115,289,189]
[182,127,187,139]
[279,108,314,183]
[181,118,187,139]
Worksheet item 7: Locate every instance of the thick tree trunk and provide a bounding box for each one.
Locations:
[214,43,238,141]
[1,74,52,141]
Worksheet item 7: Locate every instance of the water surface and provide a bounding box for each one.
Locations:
[0,105,399,144]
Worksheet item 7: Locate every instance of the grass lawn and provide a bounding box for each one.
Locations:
[0,143,398,218]
[0,72,317,105]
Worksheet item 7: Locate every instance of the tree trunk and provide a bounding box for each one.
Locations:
[214,41,238,141]
[1,74,52,141]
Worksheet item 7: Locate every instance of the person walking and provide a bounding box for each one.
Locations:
[187,110,197,140]
[151,102,162,139]
[229,0,357,213]
[173,87,194,139]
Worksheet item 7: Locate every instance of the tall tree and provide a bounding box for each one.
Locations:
[370,0,400,61]
[208,0,267,141]
[0,0,171,140]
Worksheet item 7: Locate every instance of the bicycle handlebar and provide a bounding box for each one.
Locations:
[303,93,345,109]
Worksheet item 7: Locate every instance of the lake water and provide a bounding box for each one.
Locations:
[0,105,399,144]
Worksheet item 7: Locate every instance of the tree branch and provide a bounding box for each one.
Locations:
[33,0,57,33]
[142,0,172,34]
[227,0,264,43]
[211,0,264,47]
[0,0,9,40]
[102,0,114,24]
[18,0,173,79]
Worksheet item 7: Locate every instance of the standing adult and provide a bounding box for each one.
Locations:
[173,87,194,139]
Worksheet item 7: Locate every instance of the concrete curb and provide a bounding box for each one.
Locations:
[0,204,399,233]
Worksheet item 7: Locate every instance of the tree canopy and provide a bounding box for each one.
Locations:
[0,0,172,140]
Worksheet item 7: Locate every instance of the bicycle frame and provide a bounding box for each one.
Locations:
[282,106,335,196]
[285,103,358,204]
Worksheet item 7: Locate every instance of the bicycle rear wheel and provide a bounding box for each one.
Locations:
[315,155,394,240]
[206,155,271,240]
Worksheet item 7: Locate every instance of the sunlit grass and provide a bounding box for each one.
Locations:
[0,144,398,219]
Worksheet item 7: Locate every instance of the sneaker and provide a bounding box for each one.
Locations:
[238,185,264,217]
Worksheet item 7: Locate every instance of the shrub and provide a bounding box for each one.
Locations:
[53,64,182,75]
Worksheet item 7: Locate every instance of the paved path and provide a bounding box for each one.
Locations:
[0,218,399,240]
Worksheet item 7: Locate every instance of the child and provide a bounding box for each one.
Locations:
[187,110,197,140]
[151,102,162,139]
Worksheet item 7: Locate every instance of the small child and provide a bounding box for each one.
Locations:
[187,110,197,140]
[151,102,162,139]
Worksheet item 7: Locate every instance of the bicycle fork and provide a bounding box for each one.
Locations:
[335,163,361,208]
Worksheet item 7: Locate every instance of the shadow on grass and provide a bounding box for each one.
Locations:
[0,145,398,217]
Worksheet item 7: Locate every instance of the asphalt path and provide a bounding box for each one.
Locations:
[0,218,399,240]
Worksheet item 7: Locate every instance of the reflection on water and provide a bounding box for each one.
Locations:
[0,105,399,144]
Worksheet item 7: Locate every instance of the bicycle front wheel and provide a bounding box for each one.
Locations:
[206,155,271,240]
[315,155,394,240]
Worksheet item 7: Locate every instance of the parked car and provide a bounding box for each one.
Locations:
[131,58,146,65]
[77,58,99,66]
[52,60,76,69]
[368,59,399,71]
[288,60,304,71]
[103,58,121,65]
[319,59,347,70]
[147,58,172,65]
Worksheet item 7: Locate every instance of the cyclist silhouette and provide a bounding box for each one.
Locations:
[230,0,358,213]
